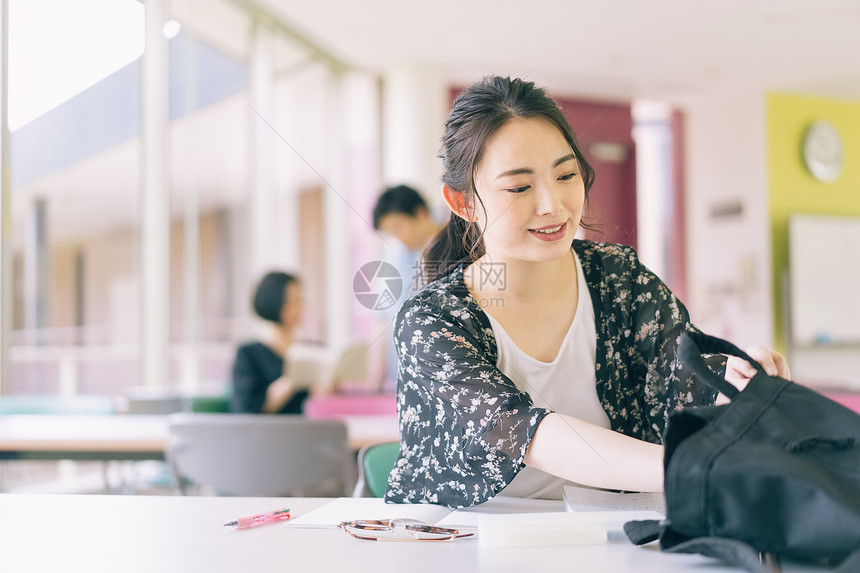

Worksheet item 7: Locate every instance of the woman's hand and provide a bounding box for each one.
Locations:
[262,376,296,413]
[719,346,790,404]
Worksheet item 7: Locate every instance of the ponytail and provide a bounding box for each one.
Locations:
[423,213,484,283]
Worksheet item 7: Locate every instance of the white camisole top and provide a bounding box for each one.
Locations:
[486,251,611,499]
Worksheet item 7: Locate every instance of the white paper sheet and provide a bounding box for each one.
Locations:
[284,497,452,528]
[436,496,562,527]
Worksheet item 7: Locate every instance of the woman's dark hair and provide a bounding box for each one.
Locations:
[253,272,298,324]
[424,76,596,282]
[372,185,429,229]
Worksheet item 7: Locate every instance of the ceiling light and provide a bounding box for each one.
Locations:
[163,19,181,39]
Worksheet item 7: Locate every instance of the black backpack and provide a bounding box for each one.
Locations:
[625,332,860,573]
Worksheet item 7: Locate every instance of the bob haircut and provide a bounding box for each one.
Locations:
[252,272,298,324]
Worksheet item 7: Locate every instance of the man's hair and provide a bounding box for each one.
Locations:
[372,185,429,229]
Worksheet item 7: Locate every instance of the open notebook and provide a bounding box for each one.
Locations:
[563,485,666,514]
[287,341,368,392]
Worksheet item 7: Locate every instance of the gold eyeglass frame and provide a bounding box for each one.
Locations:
[338,518,473,542]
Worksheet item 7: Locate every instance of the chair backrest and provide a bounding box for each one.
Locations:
[126,396,185,415]
[166,414,350,497]
[352,441,399,498]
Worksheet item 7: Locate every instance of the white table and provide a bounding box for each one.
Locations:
[0,494,830,573]
[0,414,399,461]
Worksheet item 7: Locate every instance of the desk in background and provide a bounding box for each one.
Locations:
[0,413,399,462]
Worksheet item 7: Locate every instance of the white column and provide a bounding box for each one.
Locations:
[0,0,10,394]
[632,100,673,280]
[382,64,448,212]
[24,198,48,345]
[179,33,200,395]
[324,69,350,350]
[343,71,385,387]
[141,0,170,388]
[248,19,276,281]
[343,70,382,287]
[227,206,250,341]
[271,185,299,272]
[268,69,301,276]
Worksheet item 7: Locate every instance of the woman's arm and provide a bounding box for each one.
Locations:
[261,375,299,413]
[231,346,266,413]
[385,300,551,508]
[524,412,664,492]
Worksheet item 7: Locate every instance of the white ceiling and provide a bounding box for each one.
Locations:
[13,0,860,246]
[261,0,860,102]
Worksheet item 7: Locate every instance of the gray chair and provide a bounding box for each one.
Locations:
[165,413,351,497]
[126,396,185,415]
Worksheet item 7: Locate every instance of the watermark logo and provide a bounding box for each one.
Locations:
[462,261,507,291]
[353,261,403,311]
[477,262,506,290]
[410,261,507,292]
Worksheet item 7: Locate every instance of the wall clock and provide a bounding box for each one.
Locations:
[802,120,843,183]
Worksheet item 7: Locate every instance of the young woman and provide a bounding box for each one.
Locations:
[384,76,788,509]
[231,272,310,414]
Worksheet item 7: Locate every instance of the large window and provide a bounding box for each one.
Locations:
[2,0,380,401]
[8,0,145,395]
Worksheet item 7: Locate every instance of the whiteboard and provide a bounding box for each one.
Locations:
[789,214,860,346]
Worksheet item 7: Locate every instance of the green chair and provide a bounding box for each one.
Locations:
[189,395,231,413]
[352,441,399,497]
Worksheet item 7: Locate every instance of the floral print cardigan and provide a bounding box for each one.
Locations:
[384,240,723,509]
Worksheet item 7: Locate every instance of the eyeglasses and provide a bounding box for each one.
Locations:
[338,518,474,542]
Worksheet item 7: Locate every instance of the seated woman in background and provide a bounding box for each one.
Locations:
[231,272,309,414]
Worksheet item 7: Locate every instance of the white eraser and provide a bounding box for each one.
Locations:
[478,512,609,547]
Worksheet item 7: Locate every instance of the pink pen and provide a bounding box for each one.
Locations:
[223,508,291,530]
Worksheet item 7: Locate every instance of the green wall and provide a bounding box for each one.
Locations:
[768,93,860,350]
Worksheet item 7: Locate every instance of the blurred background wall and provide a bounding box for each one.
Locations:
[2,0,859,398]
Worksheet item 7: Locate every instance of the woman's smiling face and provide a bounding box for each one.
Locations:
[472,116,586,264]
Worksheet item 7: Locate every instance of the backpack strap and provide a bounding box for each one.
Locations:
[649,534,860,573]
[624,522,770,572]
[835,548,860,573]
[664,537,770,573]
[622,519,662,545]
[678,331,765,400]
